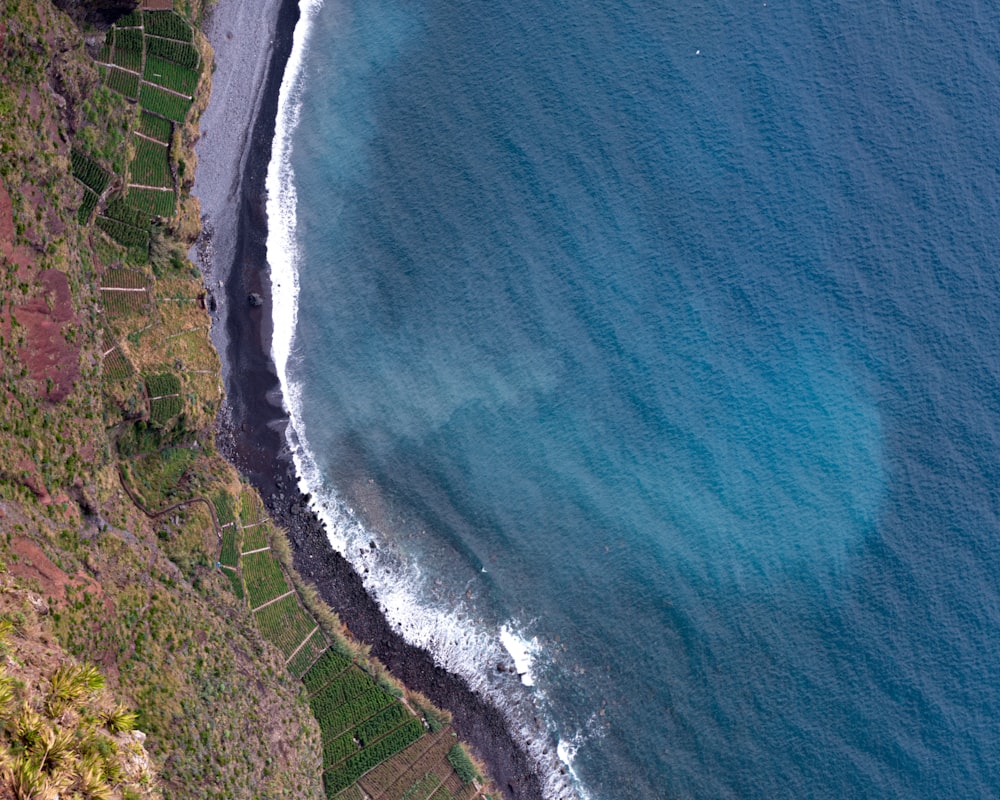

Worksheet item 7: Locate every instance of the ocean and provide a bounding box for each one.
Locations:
[266,0,1000,798]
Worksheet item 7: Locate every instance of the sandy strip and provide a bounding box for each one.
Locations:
[191,0,285,386]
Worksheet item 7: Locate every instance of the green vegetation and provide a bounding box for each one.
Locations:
[242,549,290,607]
[144,54,200,95]
[106,195,150,229]
[145,10,195,42]
[139,110,173,144]
[241,522,270,551]
[303,649,353,695]
[115,26,144,53]
[447,744,479,785]
[77,187,99,224]
[110,43,142,72]
[254,594,316,658]
[138,83,192,123]
[130,136,173,188]
[96,214,150,250]
[146,372,181,398]
[71,149,112,194]
[104,65,140,97]
[129,186,176,217]
[145,36,201,70]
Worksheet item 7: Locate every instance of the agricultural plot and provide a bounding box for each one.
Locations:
[103,268,150,290]
[145,372,180,397]
[139,83,192,123]
[143,54,199,95]
[115,26,144,53]
[104,66,140,98]
[111,45,142,72]
[129,136,172,187]
[239,491,267,526]
[129,446,195,508]
[220,526,241,567]
[95,215,149,250]
[150,394,183,424]
[103,346,134,382]
[253,594,316,658]
[145,36,200,70]
[100,288,150,318]
[77,188,98,225]
[334,787,367,800]
[357,727,457,800]
[144,10,193,41]
[223,568,245,601]
[213,491,237,526]
[71,150,111,194]
[138,110,173,143]
[310,680,394,741]
[105,196,150,229]
[127,186,175,218]
[324,720,425,797]
[240,523,269,552]
[287,628,328,679]
[241,550,290,608]
[117,10,143,27]
[303,649,353,696]
[98,43,112,63]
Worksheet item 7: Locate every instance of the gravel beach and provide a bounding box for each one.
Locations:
[190,2,546,798]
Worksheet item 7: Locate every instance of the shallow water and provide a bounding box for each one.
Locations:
[268,0,1000,797]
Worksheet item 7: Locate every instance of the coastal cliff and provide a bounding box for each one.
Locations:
[0,1,536,798]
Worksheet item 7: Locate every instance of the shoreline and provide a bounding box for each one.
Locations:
[192,2,546,798]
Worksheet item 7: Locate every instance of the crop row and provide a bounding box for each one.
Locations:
[95,215,149,249]
[334,786,367,800]
[103,268,149,290]
[111,45,141,72]
[213,492,237,526]
[139,83,192,123]
[303,649,353,695]
[397,773,443,800]
[117,10,142,27]
[220,526,241,567]
[239,491,265,526]
[105,197,149,229]
[129,136,172,187]
[150,395,183,424]
[77,188,98,225]
[324,720,425,797]
[353,704,410,750]
[98,43,112,63]
[254,594,315,658]
[71,150,111,194]
[146,372,181,397]
[427,786,454,800]
[358,727,454,799]
[313,666,380,710]
[103,65,139,98]
[242,550,289,608]
[240,524,269,552]
[287,629,328,679]
[100,290,149,318]
[312,685,394,742]
[115,27,143,53]
[143,54,199,95]
[127,187,175,218]
[103,347,133,382]
[145,35,199,70]
[144,11,193,42]
[224,568,245,601]
[138,110,173,143]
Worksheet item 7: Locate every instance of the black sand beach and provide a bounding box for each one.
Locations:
[193,2,545,798]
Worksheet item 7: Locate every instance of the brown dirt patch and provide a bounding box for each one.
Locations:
[13,268,81,402]
[9,537,103,605]
[0,182,14,261]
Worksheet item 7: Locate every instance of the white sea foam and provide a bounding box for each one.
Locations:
[500,625,539,687]
[264,4,592,799]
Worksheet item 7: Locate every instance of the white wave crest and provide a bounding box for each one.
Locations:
[264,4,594,798]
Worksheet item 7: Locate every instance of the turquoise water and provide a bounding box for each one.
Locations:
[269,0,1000,797]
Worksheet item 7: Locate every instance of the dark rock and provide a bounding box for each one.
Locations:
[248,292,264,307]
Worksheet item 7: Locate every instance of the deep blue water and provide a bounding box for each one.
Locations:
[272,0,1000,797]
